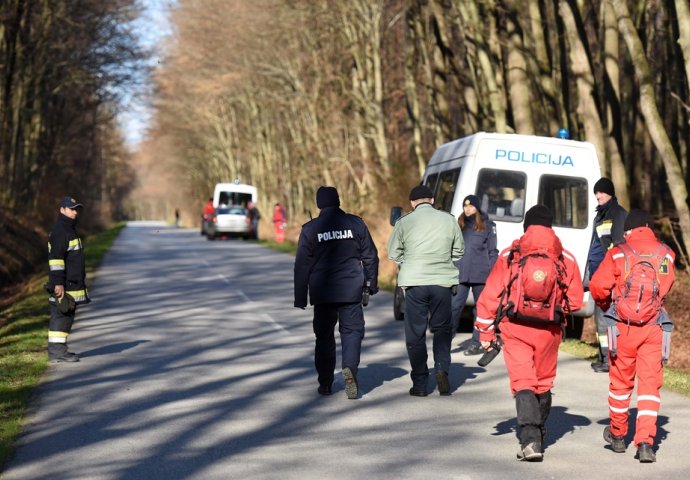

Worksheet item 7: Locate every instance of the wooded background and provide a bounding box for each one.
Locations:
[2,0,690,266]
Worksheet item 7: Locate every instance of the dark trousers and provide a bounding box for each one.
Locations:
[451,282,485,342]
[404,285,452,388]
[313,302,365,387]
[48,302,76,356]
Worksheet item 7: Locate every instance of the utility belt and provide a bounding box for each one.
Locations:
[603,305,674,364]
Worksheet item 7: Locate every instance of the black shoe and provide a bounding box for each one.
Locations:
[409,387,428,397]
[637,442,656,463]
[435,371,450,395]
[464,343,484,356]
[603,426,626,453]
[342,367,358,399]
[49,351,80,363]
[591,361,609,373]
[317,384,332,396]
[517,441,543,462]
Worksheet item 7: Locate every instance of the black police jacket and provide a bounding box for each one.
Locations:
[294,207,379,307]
[48,213,88,304]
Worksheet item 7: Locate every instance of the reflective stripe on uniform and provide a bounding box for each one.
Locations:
[49,259,65,271]
[67,238,81,251]
[609,391,631,401]
[637,410,659,417]
[637,395,661,403]
[609,406,629,413]
[48,331,68,343]
[66,290,87,302]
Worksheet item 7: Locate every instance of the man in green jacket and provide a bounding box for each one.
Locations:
[388,185,464,396]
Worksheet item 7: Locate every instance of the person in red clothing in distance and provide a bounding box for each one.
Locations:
[475,205,584,462]
[589,209,676,463]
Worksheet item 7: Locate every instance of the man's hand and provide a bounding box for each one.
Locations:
[53,285,65,300]
[481,340,494,351]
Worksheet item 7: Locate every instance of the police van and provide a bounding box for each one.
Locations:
[391,132,601,337]
[213,181,257,208]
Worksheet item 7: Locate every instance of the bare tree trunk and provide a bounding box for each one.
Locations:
[502,3,535,134]
[612,0,690,256]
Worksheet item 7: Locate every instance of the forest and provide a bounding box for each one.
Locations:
[2,0,690,274]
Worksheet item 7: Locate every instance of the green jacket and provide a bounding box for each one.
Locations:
[387,203,464,287]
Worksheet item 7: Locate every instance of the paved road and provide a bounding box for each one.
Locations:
[3,222,690,479]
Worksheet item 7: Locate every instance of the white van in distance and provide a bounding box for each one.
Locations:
[213,181,257,208]
[391,132,601,337]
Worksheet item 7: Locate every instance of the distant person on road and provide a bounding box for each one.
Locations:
[387,184,464,397]
[46,196,90,362]
[475,205,584,462]
[589,209,675,463]
[273,203,287,243]
[294,186,379,399]
[174,208,180,228]
[247,201,261,240]
[587,177,628,373]
[202,197,214,235]
[451,194,498,356]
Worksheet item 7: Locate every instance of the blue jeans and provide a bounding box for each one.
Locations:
[451,283,486,344]
[404,285,452,388]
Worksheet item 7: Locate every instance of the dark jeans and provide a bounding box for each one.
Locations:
[48,302,76,355]
[451,283,486,344]
[313,302,365,387]
[404,285,452,388]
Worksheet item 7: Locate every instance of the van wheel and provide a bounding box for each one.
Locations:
[393,286,405,321]
[565,317,584,339]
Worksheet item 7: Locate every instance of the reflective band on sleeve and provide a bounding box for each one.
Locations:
[612,252,624,261]
[476,317,494,326]
[609,406,629,413]
[49,259,65,271]
[66,290,87,302]
[637,410,659,417]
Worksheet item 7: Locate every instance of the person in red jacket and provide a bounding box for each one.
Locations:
[475,205,584,462]
[589,209,676,463]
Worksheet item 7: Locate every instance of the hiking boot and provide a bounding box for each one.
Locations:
[342,368,358,399]
[49,351,80,363]
[435,371,450,395]
[464,343,484,356]
[603,426,626,453]
[409,387,428,397]
[591,360,609,373]
[637,442,656,463]
[517,441,543,462]
[317,384,332,396]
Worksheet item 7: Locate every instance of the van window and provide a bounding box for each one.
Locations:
[425,173,439,197]
[429,169,460,212]
[219,192,252,207]
[538,175,588,229]
[476,169,527,222]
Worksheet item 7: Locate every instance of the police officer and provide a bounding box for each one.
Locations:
[47,196,89,362]
[294,186,379,399]
[587,177,627,373]
[387,185,464,396]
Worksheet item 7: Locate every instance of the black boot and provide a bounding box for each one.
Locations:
[536,390,552,444]
[515,389,543,461]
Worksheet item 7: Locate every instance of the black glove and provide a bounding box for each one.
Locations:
[477,337,502,367]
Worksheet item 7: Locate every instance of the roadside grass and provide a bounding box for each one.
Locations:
[0,222,125,470]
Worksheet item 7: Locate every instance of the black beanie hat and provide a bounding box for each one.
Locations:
[624,209,653,231]
[593,177,615,196]
[523,205,553,232]
[409,184,434,201]
[316,186,340,209]
[463,194,481,212]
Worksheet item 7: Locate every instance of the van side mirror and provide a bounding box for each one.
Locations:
[390,206,404,226]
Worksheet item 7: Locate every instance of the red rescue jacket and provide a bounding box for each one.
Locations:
[475,226,584,341]
[589,227,675,312]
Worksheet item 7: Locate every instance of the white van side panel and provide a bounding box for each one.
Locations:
[422,133,601,315]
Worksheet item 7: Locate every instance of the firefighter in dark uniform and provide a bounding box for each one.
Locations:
[294,186,379,399]
[587,177,627,372]
[47,196,89,362]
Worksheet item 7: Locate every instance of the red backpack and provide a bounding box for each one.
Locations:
[502,246,570,324]
[614,243,668,324]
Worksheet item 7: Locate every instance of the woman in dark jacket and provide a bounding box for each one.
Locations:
[451,195,499,355]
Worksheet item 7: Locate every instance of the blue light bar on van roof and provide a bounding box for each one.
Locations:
[557,128,570,139]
